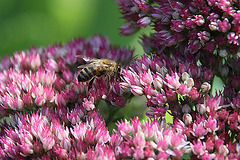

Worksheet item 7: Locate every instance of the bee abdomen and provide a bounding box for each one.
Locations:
[78,67,96,82]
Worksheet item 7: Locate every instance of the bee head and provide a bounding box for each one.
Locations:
[114,64,122,78]
[117,65,121,73]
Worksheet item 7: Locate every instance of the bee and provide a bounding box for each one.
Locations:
[77,56,122,87]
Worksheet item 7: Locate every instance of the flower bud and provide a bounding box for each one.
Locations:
[203,69,214,81]
[201,82,211,93]
[185,78,194,88]
[188,88,199,100]
[182,104,191,113]
[219,49,228,57]
[209,21,218,31]
[183,113,192,125]
[197,104,206,114]
[131,85,144,96]
[219,65,229,78]
[153,76,163,90]
[182,72,190,81]
[137,17,151,28]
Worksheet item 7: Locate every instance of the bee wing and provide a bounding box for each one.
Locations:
[76,55,100,63]
[77,62,109,69]
[77,64,91,69]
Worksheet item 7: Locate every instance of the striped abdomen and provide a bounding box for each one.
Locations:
[78,67,97,82]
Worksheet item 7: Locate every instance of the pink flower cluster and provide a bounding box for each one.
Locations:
[0,35,136,159]
[121,54,210,118]
[119,53,240,158]
[117,0,240,52]
[0,109,113,159]
[0,35,133,117]
[0,108,193,159]
[0,0,239,159]
[117,0,240,92]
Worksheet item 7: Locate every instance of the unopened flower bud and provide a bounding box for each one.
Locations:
[219,49,228,57]
[183,113,192,125]
[197,31,210,41]
[182,104,191,113]
[194,15,205,26]
[172,11,180,19]
[153,76,163,90]
[182,72,190,81]
[201,82,211,93]
[120,24,140,36]
[197,104,206,114]
[209,21,218,31]
[185,78,194,88]
[137,17,151,28]
[203,69,214,82]
[131,85,144,96]
[220,65,229,78]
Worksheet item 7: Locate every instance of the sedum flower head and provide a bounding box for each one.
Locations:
[0,35,134,116]
[117,0,240,94]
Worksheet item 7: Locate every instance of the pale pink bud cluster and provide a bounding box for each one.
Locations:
[120,54,212,119]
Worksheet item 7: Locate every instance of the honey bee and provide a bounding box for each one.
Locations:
[77,56,122,84]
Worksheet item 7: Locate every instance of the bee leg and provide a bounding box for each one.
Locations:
[88,78,95,91]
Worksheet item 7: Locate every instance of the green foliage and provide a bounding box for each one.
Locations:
[0,0,143,56]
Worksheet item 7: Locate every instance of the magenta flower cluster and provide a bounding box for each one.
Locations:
[117,0,240,91]
[0,0,239,159]
[0,109,193,159]
[120,53,239,159]
[0,35,133,117]
[0,35,136,159]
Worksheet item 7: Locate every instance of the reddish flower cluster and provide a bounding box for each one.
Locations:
[117,1,240,158]
[119,54,240,158]
[117,0,240,52]
[117,0,240,92]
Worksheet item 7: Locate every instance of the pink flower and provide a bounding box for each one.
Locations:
[82,98,95,111]
[191,139,206,156]
[139,69,153,86]
[218,18,231,33]
[192,122,207,139]
[193,15,205,26]
[165,73,181,89]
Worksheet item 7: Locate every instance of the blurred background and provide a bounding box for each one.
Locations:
[0,0,146,56]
